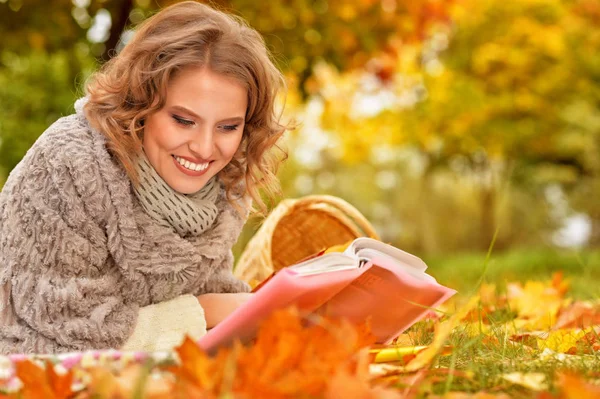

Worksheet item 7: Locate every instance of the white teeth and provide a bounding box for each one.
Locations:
[174,156,209,172]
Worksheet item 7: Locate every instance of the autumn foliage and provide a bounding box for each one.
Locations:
[0,273,598,398]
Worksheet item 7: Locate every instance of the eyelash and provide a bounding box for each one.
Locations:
[172,115,240,132]
[172,115,194,127]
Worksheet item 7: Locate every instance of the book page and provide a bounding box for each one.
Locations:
[354,249,435,282]
[289,252,359,276]
[345,237,428,272]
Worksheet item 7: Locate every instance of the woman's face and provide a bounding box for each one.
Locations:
[142,67,247,194]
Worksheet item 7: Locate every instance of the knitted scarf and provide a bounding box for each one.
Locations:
[133,152,219,237]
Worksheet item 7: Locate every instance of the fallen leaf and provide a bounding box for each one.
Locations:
[537,329,587,354]
[370,345,428,363]
[233,308,375,397]
[45,362,75,399]
[404,296,479,372]
[172,336,219,391]
[13,360,74,399]
[554,301,600,330]
[557,372,600,399]
[502,372,548,391]
[507,279,566,330]
[551,271,570,296]
[325,349,404,399]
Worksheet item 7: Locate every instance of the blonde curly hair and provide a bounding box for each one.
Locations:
[84,1,287,214]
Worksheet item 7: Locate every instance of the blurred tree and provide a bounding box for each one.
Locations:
[221,0,456,97]
[0,0,132,176]
[563,0,600,245]
[1,0,598,252]
[0,0,456,179]
[139,0,457,97]
[311,0,600,250]
[0,50,95,176]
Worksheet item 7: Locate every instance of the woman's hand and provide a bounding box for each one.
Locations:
[197,292,253,328]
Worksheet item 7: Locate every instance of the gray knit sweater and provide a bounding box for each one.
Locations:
[0,106,250,354]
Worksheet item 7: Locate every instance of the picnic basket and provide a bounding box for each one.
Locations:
[234,195,380,283]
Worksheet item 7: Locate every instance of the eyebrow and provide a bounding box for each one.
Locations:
[170,105,245,124]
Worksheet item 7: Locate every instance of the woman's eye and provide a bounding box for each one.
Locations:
[220,124,239,132]
[172,115,195,126]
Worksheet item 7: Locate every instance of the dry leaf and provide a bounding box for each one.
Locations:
[551,272,570,296]
[502,372,548,391]
[507,279,565,330]
[325,349,403,399]
[404,295,479,372]
[371,345,428,363]
[557,373,600,399]
[554,301,600,330]
[45,362,75,399]
[232,308,375,397]
[13,360,54,398]
[13,360,74,399]
[537,329,587,354]
[172,335,220,392]
[168,308,376,398]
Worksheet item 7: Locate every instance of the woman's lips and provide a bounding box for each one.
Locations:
[172,155,211,177]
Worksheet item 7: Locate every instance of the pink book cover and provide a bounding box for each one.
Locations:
[198,264,369,353]
[317,256,457,344]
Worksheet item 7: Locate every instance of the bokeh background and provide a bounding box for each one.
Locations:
[1,0,599,295]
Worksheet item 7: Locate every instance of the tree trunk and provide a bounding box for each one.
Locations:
[100,0,134,62]
[417,160,439,254]
[589,210,600,247]
[480,183,496,250]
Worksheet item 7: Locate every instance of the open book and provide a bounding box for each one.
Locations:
[198,237,457,353]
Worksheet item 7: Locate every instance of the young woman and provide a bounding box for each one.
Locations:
[0,1,286,354]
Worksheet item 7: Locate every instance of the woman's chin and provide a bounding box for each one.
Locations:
[164,178,209,195]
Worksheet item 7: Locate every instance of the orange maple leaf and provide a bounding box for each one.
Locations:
[556,373,600,399]
[13,360,75,399]
[232,308,375,397]
[169,307,377,398]
[554,301,600,330]
[325,349,404,399]
[172,335,221,392]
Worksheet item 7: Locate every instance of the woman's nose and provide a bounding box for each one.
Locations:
[188,128,214,160]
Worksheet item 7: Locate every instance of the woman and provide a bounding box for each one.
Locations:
[0,1,286,354]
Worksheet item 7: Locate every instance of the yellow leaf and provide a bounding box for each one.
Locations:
[537,329,587,354]
[507,279,566,330]
[370,346,428,363]
[502,372,548,391]
[404,296,479,371]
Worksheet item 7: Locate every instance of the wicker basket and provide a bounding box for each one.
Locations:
[234,195,380,283]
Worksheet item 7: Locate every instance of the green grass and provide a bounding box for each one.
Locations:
[424,248,600,299]
[392,247,600,397]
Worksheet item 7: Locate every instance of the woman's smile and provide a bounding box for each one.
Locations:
[172,154,212,176]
